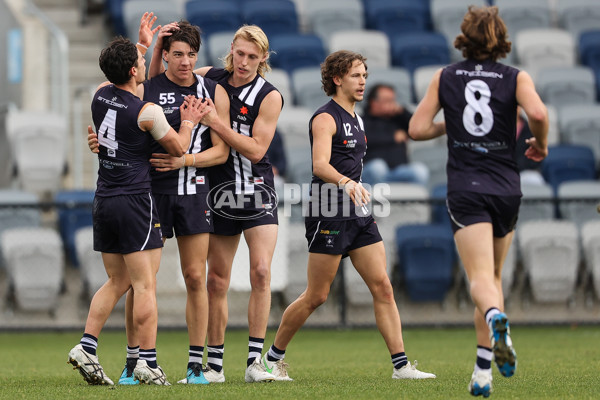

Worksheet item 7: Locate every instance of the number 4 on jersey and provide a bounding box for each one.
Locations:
[98,108,118,157]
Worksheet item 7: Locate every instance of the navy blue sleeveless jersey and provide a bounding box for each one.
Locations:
[143,73,217,195]
[307,99,367,220]
[92,85,152,197]
[439,59,521,196]
[204,67,281,195]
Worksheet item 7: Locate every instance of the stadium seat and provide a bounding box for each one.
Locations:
[0,189,41,269]
[558,104,600,163]
[556,0,600,40]
[515,28,576,77]
[74,227,108,301]
[267,68,293,108]
[328,30,391,68]
[241,0,299,37]
[545,105,561,147]
[409,142,448,189]
[55,190,95,267]
[277,106,313,185]
[518,220,579,303]
[269,33,325,75]
[541,144,596,194]
[557,180,600,228]
[519,182,555,224]
[535,66,596,108]
[496,0,552,38]
[7,110,67,195]
[430,183,450,227]
[185,1,242,39]
[365,67,413,106]
[122,0,183,41]
[291,66,330,111]
[304,0,364,41]
[581,220,600,299]
[396,223,456,302]
[413,64,445,102]
[374,183,430,271]
[430,0,486,61]
[390,32,449,76]
[282,221,309,304]
[578,30,600,71]
[207,31,234,66]
[365,0,430,38]
[1,227,64,312]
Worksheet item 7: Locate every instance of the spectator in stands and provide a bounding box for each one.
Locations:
[262,50,436,382]
[69,35,208,386]
[361,84,429,186]
[409,5,548,397]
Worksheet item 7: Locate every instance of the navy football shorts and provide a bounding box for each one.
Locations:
[305,215,382,258]
[155,192,213,238]
[447,191,521,238]
[93,193,163,254]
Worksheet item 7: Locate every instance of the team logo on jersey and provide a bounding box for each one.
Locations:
[240,106,248,115]
[193,176,205,184]
[112,97,117,102]
[343,139,358,148]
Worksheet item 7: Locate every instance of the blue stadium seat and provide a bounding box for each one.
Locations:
[390,32,449,75]
[396,224,456,302]
[579,30,600,72]
[242,0,298,37]
[430,183,450,227]
[55,190,95,267]
[185,1,242,39]
[365,0,430,38]
[269,33,325,75]
[541,144,597,194]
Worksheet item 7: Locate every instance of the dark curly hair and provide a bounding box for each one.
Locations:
[163,20,201,53]
[99,36,138,85]
[321,50,368,96]
[454,6,511,62]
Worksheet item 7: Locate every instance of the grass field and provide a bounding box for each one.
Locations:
[1,325,598,399]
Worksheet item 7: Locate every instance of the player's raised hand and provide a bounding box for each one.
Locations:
[87,125,99,154]
[138,12,160,48]
[524,137,548,162]
[155,22,180,51]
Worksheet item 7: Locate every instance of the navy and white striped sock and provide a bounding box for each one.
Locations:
[474,345,493,373]
[248,337,265,367]
[391,352,408,370]
[188,345,204,369]
[266,344,285,362]
[207,344,224,372]
[140,348,157,369]
[80,333,98,356]
[485,307,502,330]
[126,345,139,361]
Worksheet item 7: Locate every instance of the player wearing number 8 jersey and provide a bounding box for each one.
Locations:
[409,6,549,397]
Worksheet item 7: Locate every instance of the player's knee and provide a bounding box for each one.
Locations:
[372,277,394,304]
[249,262,271,290]
[307,291,329,310]
[207,272,229,296]
[183,268,206,293]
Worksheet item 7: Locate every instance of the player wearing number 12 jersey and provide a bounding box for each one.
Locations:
[409,6,549,397]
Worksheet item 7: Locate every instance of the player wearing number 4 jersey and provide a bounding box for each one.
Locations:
[409,6,549,397]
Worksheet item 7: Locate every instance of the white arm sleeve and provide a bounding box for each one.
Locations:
[138,104,171,141]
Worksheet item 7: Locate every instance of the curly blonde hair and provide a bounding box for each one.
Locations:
[454,6,511,62]
[223,25,271,77]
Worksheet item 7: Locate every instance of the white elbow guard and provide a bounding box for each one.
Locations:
[138,104,171,141]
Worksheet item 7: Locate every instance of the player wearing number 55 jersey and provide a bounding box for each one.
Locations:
[409,6,549,397]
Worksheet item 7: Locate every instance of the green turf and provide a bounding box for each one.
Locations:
[0,325,598,399]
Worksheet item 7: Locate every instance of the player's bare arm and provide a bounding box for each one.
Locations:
[408,68,446,141]
[199,90,282,164]
[516,70,549,162]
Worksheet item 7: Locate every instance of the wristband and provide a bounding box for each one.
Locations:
[136,42,148,55]
[191,153,196,167]
[337,176,350,188]
[180,155,185,168]
[181,120,194,129]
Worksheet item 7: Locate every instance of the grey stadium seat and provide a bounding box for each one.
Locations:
[267,68,293,108]
[557,180,600,229]
[207,31,234,66]
[74,227,107,300]
[535,66,596,109]
[328,30,390,68]
[519,182,555,224]
[515,28,576,77]
[581,220,600,300]
[0,189,41,269]
[556,0,600,41]
[558,104,600,163]
[291,66,329,111]
[413,64,445,103]
[304,0,364,42]
[518,220,579,303]
[1,227,64,312]
[277,106,313,185]
[365,67,413,107]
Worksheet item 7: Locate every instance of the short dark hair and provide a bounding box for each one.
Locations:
[321,50,368,96]
[365,83,394,114]
[454,5,511,62]
[99,36,138,85]
[163,20,201,53]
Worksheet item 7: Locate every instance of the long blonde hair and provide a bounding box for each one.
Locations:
[223,25,271,77]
